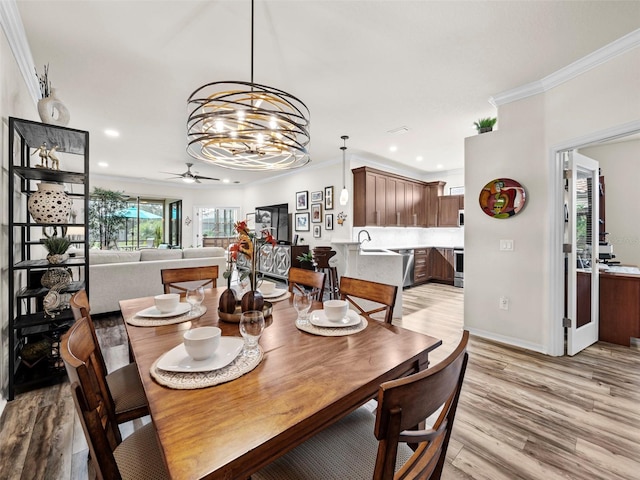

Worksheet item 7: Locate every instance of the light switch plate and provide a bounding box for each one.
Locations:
[500,239,514,251]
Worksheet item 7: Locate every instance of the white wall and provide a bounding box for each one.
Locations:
[465,46,640,354]
[0,27,41,410]
[580,139,640,267]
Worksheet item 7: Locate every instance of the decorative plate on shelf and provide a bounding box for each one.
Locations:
[479,178,526,218]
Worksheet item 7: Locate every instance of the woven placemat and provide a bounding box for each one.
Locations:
[150,345,263,389]
[296,317,368,336]
[126,306,208,327]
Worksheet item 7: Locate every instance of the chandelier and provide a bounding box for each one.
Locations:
[187,1,310,171]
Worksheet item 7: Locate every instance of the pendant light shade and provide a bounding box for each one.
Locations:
[187,0,310,171]
[339,135,349,206]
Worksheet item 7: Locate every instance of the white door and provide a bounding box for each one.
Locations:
[565,150,600,355]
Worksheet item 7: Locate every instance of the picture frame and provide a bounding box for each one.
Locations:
[245,212,256,231]
[311,190,323,203]
[324,186,334,210]
[296,191,308,210]
[295,212,310,231]
[311,203,322,223]
[325,213,333,230]
[313,225,321,238]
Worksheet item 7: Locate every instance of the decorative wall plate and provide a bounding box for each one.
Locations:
[479,178,526,218]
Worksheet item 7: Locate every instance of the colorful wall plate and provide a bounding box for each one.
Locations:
[479,178,526,218]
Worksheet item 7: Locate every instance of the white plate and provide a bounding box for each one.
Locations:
[136,302,191,318]
[310,309,362,328]
[259,287,287,299]
[157,337,244,373]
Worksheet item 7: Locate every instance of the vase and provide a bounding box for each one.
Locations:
[28,182,72,224]
[218,288,237,314]
[37,88,70,126]
[47,253,69,264]
[41,267,72,289]
[241,290,264,313]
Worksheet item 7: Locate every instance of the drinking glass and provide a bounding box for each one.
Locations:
[293,291,312,325]
[186,286,205,316]
[239,310,265,356]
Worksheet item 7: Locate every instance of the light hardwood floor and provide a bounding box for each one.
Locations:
[1,283,638,479]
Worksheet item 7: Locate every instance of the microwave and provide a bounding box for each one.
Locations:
[458,210,464,227]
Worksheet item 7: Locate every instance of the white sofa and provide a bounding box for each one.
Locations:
[87,247,227,314]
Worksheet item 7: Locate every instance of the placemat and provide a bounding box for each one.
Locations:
[150,345,263,389]
[126,306,208,327]
[296,317,368,336]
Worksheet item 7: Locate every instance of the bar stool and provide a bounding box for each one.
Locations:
[312,247,339,300]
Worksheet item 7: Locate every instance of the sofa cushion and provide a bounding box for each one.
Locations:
[140,249,183,261]
[182,247,227,259]
[90,250,141,265]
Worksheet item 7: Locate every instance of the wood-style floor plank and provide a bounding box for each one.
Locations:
[0,283,638,479]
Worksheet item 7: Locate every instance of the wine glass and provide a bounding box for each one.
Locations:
[293,291,312,325]
[186,286,205,316]
[239,310,265,356]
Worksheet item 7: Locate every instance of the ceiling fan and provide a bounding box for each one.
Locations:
[162,163,220,184]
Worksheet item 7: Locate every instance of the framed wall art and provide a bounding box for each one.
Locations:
[479,178,526,218]
[296,191,308,210]
[311,203,322,223]
[325,213,333,230]
[245,212,256,231]
[311,190,323,203]
[324,186,333,210]
[295,212,310,231]
[313,225,321,238]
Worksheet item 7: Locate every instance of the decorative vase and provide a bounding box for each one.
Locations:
[41,267,72,289]
[28,182,72,224]
[218,288,237,314]
[46,253,69,264]
[37,88,70,126]
[241,290,264,313]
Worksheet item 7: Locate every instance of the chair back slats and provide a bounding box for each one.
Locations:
[339,276,398,324]
[288,267,325,301]
[373,331,470,480]
[161,265,219,294]
[70,290,109,375]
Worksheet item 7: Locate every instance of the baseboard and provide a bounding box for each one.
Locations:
[465,327,549,355]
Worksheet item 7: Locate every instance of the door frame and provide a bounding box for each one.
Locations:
[548,119,640,356]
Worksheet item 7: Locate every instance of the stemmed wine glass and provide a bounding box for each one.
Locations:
[293,291,312,325]
[186,286,205,316]
[239,310,265,356]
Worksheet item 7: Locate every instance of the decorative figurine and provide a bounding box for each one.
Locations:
[32,142,49,168]
[48,145,60,170]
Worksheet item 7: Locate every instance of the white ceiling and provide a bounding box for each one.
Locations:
[16,0,640,186]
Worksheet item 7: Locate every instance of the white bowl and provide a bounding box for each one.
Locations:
[259,280,276,295]
[154,293,180,313]
[323,299,349,322]
[183,327,221,361]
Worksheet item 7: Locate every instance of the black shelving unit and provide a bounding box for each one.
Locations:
[8,117,89,400]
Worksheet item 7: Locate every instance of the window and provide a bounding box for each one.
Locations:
[195,207,239,248]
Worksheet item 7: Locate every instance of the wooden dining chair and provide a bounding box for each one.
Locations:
[253,331,470,480]
[288,267,325,301]
[161,265,218,294]
[61,317,169,480]
[69,290,148,424]
[339,276,398,324]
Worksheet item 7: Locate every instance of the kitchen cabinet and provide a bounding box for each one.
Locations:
[599,272,640,346]
[429,247,454,284]
[425,182,445,227]
[353,167,428,227]
[8,117,90,400]
[438,195,464,227]
[413,248,430,284]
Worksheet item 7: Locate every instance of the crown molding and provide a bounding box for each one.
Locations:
[0,0,39,103]
[490,28,640,107]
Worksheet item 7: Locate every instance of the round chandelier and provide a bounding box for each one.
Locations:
[187,1,310,171]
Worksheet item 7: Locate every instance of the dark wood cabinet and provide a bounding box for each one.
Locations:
[438,195,464,227]
[599,272,640,346]
[413,248,430,284]
[429,248,454,283]
[425,182,445,227]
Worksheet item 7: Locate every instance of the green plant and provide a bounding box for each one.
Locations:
[296,252,314,263]
[88,187,128,249]
[473,117,497,132]
[43,236,70,255]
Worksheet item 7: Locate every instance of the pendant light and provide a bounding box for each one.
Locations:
[339,135,349,206]
[186,0,310,171]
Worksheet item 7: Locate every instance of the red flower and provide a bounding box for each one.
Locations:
[261,229,277,247]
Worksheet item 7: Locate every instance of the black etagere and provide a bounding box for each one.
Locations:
[7,117,90,400]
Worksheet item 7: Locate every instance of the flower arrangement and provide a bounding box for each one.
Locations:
[35,64,52,99]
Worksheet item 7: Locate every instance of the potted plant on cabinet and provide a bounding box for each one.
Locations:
[296,251,316,270]
[473,117,497,134]
[43,236,71,264]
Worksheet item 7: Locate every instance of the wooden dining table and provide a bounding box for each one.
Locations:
[120,287,442,480]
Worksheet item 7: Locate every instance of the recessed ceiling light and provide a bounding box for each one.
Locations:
[389,145,398,152]
[387,126,409,135]
[436,164,444,169]
[416,156,423,162]
[104,129,120,137]
[98,162,109,168]
[222,179,230,184]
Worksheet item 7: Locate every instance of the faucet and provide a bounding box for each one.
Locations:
[358,229,371,248]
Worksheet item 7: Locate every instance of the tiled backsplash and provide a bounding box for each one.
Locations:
[351,226,464,249]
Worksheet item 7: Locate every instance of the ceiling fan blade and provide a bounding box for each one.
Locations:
[194,175,220,181]
[160,171,183,176]
[195,178,202,184]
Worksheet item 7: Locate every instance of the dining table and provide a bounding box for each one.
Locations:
[120,287,442,480]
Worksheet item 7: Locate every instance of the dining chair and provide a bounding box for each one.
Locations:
[69,290,149,424]
[253,331,470,480]
[339,276,398,324]
[161,265,219,294]
[288,267,325,301]
[61,317,169,480]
